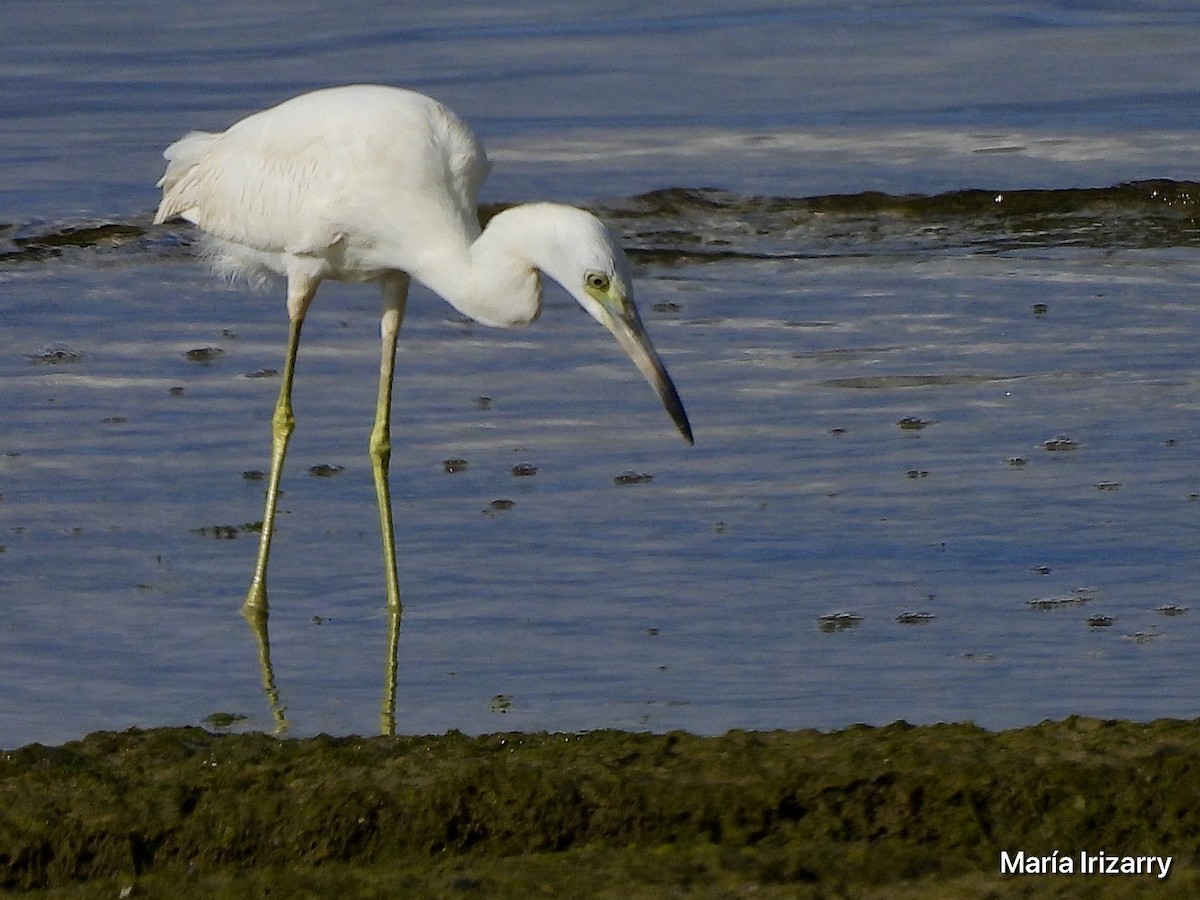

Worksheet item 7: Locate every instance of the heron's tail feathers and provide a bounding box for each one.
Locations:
[153,131,220,224]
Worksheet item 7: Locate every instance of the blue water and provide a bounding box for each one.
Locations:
[3,2,1200,746]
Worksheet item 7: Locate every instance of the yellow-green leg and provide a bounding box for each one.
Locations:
[373,278,408,735]
[242,278,317,730]
[245,281,316,613]
[369,276,409,614]
[380,605,401,736]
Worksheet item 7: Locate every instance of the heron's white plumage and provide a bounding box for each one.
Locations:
[153,84,691,621]
[155,83,691,423]
[156,86,495,304]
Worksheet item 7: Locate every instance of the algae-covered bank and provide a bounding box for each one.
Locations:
[3,718,1199,898]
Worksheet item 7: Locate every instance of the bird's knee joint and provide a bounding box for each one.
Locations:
[271,407,296,433]
[369,433,391,463]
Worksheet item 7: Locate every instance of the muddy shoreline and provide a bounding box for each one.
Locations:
[3,717,1198,897]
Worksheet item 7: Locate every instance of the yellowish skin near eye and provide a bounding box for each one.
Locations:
[586,272,610,293]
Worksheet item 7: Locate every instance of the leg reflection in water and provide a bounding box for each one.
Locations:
[243,604,402,736]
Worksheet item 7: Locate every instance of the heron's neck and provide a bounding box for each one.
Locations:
[412,204,555,328]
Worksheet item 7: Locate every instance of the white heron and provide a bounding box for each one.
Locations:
[154,84,693,617]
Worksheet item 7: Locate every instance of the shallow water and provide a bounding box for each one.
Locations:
[3,2,1200,746]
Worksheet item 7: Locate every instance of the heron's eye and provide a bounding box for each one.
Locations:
[586,272,610,292]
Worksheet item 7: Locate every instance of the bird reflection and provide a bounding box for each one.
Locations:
[242,603,402,736]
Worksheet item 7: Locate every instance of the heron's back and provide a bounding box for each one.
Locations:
[154,85,490,278]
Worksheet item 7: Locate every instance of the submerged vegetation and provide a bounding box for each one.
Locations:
[3,717,1199,897]
[608,179,1200,262]
[4,180,1199,269]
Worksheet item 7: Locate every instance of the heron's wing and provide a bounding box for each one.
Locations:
[153,86,491,259]
[430,99,491,238]
[153,123,350,256]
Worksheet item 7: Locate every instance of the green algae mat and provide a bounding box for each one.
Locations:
[3,717,1198,898]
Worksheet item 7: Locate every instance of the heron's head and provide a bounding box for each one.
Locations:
[527,205,693,445]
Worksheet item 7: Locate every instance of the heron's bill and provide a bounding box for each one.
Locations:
[601,303,694,445]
